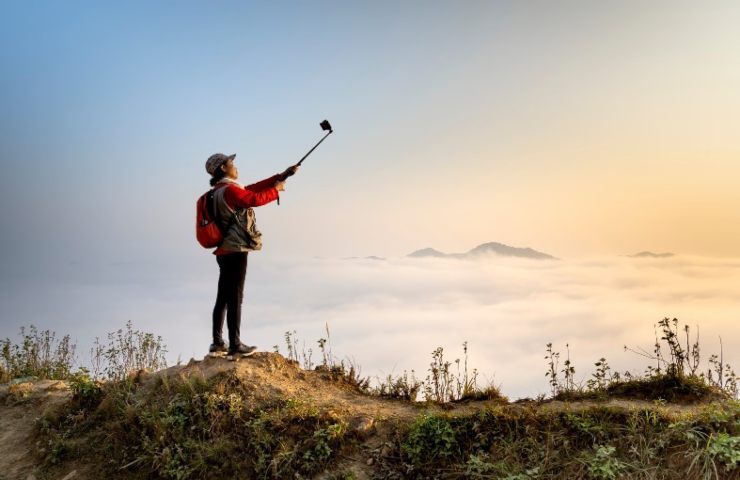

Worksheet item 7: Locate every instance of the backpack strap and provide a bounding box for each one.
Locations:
[210,183,237,233]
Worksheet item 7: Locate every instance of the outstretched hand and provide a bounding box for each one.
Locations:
[281,164,300,180]
[274,180,286,192]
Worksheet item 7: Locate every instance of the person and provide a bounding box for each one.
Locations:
[204,153,299,357]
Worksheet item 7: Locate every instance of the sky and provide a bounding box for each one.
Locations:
[1,1,739,399]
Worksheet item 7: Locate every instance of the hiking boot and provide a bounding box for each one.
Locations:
[209,341,227,354]
[228,343,258,357]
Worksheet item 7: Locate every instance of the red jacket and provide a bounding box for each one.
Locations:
[213,174,281,255]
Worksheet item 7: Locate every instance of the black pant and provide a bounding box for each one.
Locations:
[212,252,248,348]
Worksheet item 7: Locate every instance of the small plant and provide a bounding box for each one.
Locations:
[587,358,612,391]
[706,337,739,398]
[455,341,481,400]
[68,367,103,409]
[501,467,541,480]
[402,414,458,466]
[374,370,423,401]
[301,340,314,370]
[422,342,490,403]
[464,452,496,476]
[706,432,740,473]
[90,320,167,381]
[623,318,738,399]
[625,318,701,378]
[302,421,348,471]
[545,342,561,396]
[562,343,576,391]
[684,427,740,477]
[545,342,579,396]
[425,346,454,403]
[580,444,628,480]
[0,326,77,382]
[284,330,299,363]
[331,358,371,392]
[317,322,334,368]
[280,327,371,391]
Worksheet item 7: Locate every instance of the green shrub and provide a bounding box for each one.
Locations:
[580,444,627,480]
[378,402,739,479]
[707,433,740,472]
[68,367,103,410]
[402,414,459,466]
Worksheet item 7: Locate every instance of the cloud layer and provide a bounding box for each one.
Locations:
[2,253,739,400]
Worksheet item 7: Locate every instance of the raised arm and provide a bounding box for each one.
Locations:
[246,165,299,191]
[245,174,282,192]
[224,183,280,208]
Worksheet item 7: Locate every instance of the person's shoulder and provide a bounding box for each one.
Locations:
[217,182,243,192]
[221,183,252,200]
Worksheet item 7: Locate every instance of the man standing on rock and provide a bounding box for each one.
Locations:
[204,153,299,358]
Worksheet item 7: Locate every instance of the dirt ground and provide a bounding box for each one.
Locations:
[0,379,76,480]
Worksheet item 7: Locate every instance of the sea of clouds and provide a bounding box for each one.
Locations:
[2,253,739,400]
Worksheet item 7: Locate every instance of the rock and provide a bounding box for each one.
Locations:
[48,380,68,390]
[350,415,375,437]
[60,470,77,480]
[366,457,374,466]
[380,444,393,458]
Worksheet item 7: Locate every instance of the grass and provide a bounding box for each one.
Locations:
[37,358,737,479]
[38,369,358,479]
[377,401,740,479]
[1,317,737,478]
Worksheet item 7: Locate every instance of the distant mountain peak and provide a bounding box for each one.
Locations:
[628,251,675,258]
[343,255,387,261]
[407,242,557,260]
[467,242,557,260]
[407,247,447,258]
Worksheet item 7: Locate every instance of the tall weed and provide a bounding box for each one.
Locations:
[0,326,76,382]
[89,320,167,381]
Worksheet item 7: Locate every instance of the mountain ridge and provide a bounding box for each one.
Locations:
[408,241,558,260]
[628,251,675,258]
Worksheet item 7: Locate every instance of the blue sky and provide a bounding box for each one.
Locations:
[4,0,740,274]
[2,1,501,264]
